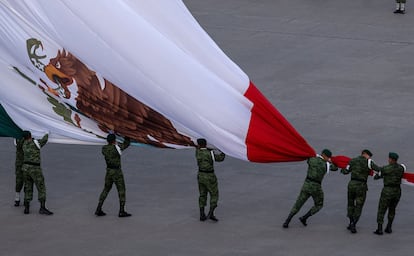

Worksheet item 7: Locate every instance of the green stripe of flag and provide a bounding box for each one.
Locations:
[0,104,23,138]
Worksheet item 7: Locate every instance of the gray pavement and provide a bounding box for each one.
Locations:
[1,0,414,255]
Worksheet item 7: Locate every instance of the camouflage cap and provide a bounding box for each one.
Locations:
[321,149,332,158]
[388,152,399,161]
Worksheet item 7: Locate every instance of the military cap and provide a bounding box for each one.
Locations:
[321,149,332,158]
[22,130,31,139]
[362,149,373,157]
[388,152,399,161]
[106,133,116,143]
[197,138,207,146]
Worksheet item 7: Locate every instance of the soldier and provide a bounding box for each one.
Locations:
[95,134,131,217]
[372,152,405,235]
[22,131,53,215]
[14,136,25,206]
[394,0,406,14]
[341,149,374,234]
[196,138,225,222]
[283,149,338,228]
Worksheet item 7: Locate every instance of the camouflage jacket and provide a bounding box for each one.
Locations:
[102,138,130,169]
[342,155,372,182]
[22,134,48,164]
[196,148,225,173]
[305,156,338,184]
[373,163,404,187]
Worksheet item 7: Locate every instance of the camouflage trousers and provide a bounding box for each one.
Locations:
[197,172,219,208]
[98,168,126,204]
[22,165,46,203]
[376,187,401,224]
[15,163,24,193]
[289,181,323,216]
[347,181,368,221]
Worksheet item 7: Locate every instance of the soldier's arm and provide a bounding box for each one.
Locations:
[400,164,407,173]
[329,163,338,172]
[38,134,49,147]
[369,160,383,173]
[373,173,383,180]
[16,138,24,149]
[373,165,386,180]
[213,149,225,162]
[371,160,385,180]
[120,137,131,151]
[340,161,351,174]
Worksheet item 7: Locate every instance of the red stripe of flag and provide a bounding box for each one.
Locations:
[244,82,316,162]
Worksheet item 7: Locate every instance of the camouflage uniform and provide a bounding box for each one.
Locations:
[196,148,225,209]
[289,156,337,216]
[373,163,404,226]
[15,138,25,194]
[341,156,372,225]
[98,138,130,207]
[22,134,48,204]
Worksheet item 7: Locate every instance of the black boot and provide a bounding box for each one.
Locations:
[118,202,132,218]
[207,206,218,222]
[347,217,353,230]
[394,3,401,13]
[39,200,53,215]
[374,224,383,235]
[24,201,30,214]
[14,200,20,207]
[385,220,393,234]
[299,210,312,226]
[95,202,106,216]
[349,221,357,234]
[283,213,294,228]
[200,207,207,221]
[349,217,358,234]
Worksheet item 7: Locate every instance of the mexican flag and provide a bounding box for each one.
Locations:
[0,0,316,163]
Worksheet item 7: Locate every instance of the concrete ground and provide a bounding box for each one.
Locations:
[1,0,414,255]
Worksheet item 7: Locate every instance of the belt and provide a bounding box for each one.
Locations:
[23,161,40,166]
[306,176,321,185]
[198,170,214,173]
[385,184,400,188]
[351,178,367,183]
[107,164,120,169]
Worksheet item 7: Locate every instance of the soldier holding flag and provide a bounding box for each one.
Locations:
[95,134,131,218]
[22,131,53,215]
[196,138,225,222]
[372,152,405,235]
[340,149,375,234]
[283,149,338,228]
